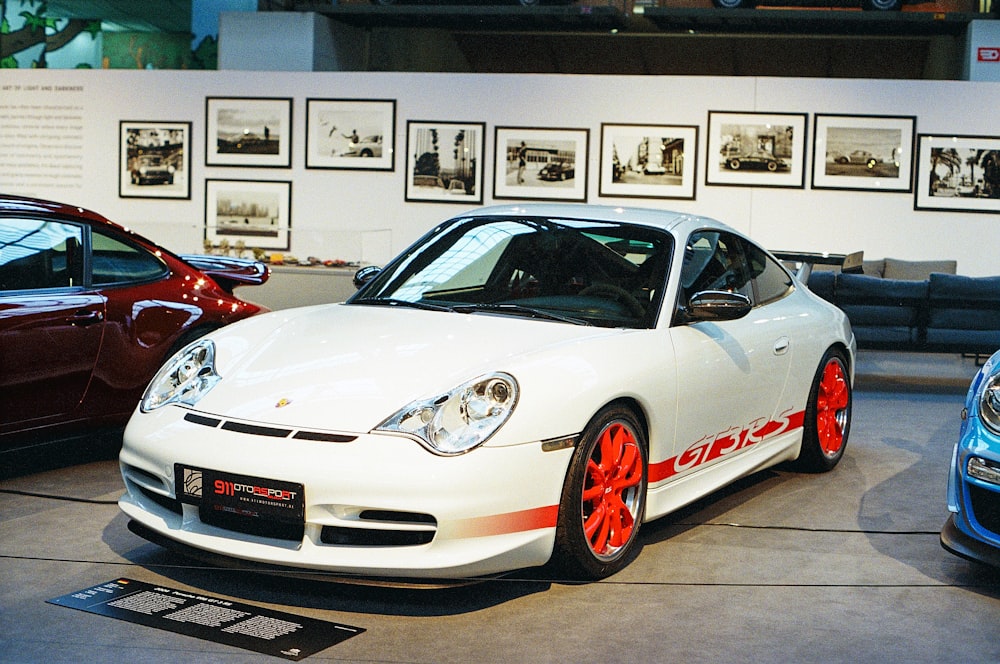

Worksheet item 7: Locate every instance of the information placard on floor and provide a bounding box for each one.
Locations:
[48,578,364,661]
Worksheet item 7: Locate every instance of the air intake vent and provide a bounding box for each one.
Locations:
[183,411,358,443]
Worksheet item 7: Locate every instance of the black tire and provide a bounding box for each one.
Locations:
[766,160,778,172]
[552,405,647,580]
[728,158,742,170]
[861,0,902,10]
[712,0,756,7]
[792,348,852,473]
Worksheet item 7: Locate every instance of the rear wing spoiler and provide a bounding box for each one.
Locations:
[771,250,864,283]
[179,254,270,292]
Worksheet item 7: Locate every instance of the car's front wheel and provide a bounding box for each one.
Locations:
[728,158,742,170]
[552,405,647,580]
[792,348,852,472]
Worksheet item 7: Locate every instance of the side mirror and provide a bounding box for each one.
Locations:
[353,265,381,290]
[685,290,752,322]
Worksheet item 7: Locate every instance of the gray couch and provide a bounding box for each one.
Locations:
[807,258,1000,354]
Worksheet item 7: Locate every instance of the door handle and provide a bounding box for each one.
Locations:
[67,309,104,327]
[773,336,790,355]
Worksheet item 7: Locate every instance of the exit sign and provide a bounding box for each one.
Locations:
[978,47,1000,62]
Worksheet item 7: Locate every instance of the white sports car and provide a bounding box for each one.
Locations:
[119,204,855,582]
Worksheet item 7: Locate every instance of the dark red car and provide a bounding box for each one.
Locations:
[0,195,269,455]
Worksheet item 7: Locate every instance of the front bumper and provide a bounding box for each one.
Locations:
[941,514,1000,569]
[119,405,575,580]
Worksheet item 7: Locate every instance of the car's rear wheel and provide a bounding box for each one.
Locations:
[552,405,647,580]
[793,348,851,472]
[728,158,742,170]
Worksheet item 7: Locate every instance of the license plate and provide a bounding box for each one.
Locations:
[175,465,304,524]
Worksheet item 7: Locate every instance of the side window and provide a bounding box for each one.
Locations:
[91,228,167,286]
[680,230,752,304]
[743,240,794,305]
[0,218,83,291]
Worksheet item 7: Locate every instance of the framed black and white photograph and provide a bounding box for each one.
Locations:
[706,111,807,188]
[598,123,698,200]
[119,121,191,199]
[493,127,588,201]
[405,121,484,204]
[205,97,292,168]
[305,98,395,171]
[204,179,291,250]
[812,114,915,192]
[914,134,1000,213]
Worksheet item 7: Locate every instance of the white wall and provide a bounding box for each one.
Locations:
[1,68,998,274]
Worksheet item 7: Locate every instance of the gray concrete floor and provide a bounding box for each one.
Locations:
[2,351,1000,663]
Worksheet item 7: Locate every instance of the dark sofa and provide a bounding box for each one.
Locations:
[807,259,1000,355]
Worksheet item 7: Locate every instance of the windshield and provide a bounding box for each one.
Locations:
[351,215,673,328]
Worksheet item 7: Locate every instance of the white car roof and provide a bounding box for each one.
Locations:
[462,203,735,236]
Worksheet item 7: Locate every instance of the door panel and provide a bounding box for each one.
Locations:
[650,228,794,483]
[0,217,105,433]
[0,292,106,430]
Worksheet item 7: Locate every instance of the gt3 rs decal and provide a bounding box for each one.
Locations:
[649,409,805,483]
[450,505,559,539]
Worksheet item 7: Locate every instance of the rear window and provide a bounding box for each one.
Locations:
[91,229,167,285]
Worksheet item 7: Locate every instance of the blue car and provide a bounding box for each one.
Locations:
[942,350,1000,567]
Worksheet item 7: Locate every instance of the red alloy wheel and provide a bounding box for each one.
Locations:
[581,421,644,558]
[815,358,850,456]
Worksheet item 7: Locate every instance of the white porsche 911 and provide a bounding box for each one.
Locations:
[118,204,855,582]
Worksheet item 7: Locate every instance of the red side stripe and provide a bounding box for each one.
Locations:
[649,409,805,483]
[450,505,560,538]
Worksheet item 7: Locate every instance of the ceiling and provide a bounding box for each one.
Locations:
[44,0,192,32]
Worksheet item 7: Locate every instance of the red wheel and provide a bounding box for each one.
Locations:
[816,357,850,456]
[794,348,851,472]
[553,405,647,579]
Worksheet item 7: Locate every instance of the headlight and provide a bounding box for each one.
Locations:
[376,372,518,455]
[968,456,1000,486]
[979,371,1000,434]
[141,338,221,412]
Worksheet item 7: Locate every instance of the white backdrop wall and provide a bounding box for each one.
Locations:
[1,68,997,274]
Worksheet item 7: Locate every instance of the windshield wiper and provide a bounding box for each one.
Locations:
[352,297,454,312]
[452,303,590,326]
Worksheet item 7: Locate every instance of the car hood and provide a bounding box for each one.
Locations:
[195,303,629,432]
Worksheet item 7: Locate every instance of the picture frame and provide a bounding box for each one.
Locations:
[812,114,915,192]
[205,97,292,168]
[706,111,807,189]
[493,127,589,201]
[204,179,291,250]
[305,98,396,171]
[119,121,191,199]
[598,123,698,200]
[914,134,1000,213]
[405,121,485,204]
